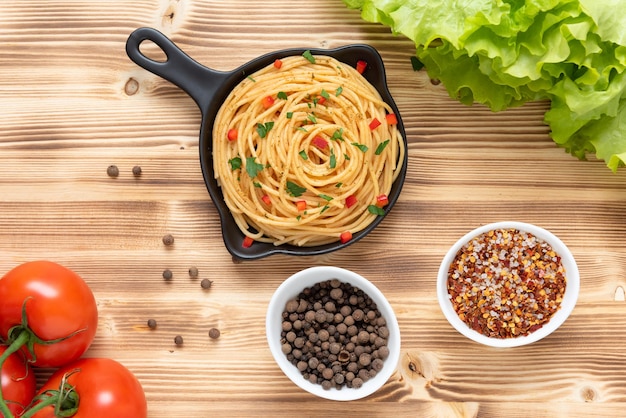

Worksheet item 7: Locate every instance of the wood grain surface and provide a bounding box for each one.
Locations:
[1,1,626,417]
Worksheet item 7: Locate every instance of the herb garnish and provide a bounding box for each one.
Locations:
[375,139,390,155]
[302,50,316,64]
[256,122,274,138]
[246,157,265,178]
[368,205,385,216]
[286,181,307,197]
[331,128,344,141]
[228,156,242,171]
[352,142,368,152]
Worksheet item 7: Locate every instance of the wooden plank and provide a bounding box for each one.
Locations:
[1,0,626,416]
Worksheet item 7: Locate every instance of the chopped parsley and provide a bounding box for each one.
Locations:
[245,157,265,178]
[335,86,343,96]
[368,205,385,216]
[286,112,294,119]
[286,181,307,197]
[329,149,336,168]
[302,50,316,64]
[277,91,288,100]
[307,113,317,124]
[256,121,274,138]
[375,139,390,155]
[321,89,330,99]
[228,156,242,171]
[331,128,344,141]
[352,142,368,153]
[299,150,308,160]
[319,194,333,201]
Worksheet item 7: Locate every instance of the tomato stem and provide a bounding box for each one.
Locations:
[19,395,58,418]
[1,299,88,418]
[0,330,30,418]
[20,370,80,418]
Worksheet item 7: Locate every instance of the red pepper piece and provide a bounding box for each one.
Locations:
[242,236,254,248]
[385,113,398,125]
[356,60,367,74]
[345,194,357,208]
[340,231,353,243]
[369,118,381,130]
[375,194,389,207]
[296,200,306,211]
[312,136,328,150]
[262,95,275,109]
[227,128,238,141]
[317,96,326,106]
[261,194,271,206]
[273,59,283,69]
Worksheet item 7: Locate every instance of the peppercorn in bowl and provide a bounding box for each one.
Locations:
[437,221,579,348]
[266,266,400,401]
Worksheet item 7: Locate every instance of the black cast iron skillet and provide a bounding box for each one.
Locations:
[126,27,408,260]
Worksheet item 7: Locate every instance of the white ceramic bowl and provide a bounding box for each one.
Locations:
[437,221,579,348]
[266,266,400,401]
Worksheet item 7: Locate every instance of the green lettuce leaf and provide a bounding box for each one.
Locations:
[344,0,626,171]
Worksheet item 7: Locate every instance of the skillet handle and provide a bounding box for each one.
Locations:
[125,27,227,112]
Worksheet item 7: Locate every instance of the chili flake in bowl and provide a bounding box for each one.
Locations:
[437,221,579,348]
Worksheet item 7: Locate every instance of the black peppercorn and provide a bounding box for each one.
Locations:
[279,279,390,391]
[107,165,119,177]
[147,319,157,329]
[208,328,220,339]
[162,234,174,246]
[174,335,183,345]
[162,269,172,280]
[189,266,199,278]
[285,299,299,313]
[201,278,213,289]
[132,165,142,176]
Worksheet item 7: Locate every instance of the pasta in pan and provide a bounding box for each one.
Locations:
[212,52,405,247]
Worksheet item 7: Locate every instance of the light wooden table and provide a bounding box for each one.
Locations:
[1,1,626,417]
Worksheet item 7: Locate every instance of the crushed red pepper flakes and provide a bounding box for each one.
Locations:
[447,228,566,339]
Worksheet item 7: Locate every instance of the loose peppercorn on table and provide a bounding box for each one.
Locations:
[1,1,626,417]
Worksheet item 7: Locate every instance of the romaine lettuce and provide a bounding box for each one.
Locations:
[343,0,626,171]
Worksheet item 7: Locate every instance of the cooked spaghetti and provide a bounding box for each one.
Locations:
[212,52,405,247]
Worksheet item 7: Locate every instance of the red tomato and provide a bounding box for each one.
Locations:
[242,236,254,248]
[30,358,147,418]
[1,346,36,416]
[0,261,98,368]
